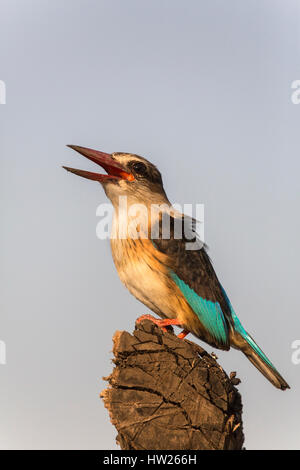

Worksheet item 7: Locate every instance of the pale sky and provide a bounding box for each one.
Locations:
[1,0,300,449]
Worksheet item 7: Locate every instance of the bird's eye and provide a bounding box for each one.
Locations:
[132,162,147,176]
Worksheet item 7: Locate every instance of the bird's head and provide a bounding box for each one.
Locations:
[63,145,168,206]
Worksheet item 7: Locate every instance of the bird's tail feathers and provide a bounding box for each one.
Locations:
[239,332,290,390]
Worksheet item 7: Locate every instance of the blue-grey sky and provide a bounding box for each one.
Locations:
[0,0,300,449]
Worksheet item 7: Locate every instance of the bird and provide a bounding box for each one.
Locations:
[63,145,290,391]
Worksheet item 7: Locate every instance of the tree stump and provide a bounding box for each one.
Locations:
[101,319,244,450]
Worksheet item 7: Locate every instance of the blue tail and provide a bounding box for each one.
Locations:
[221,287,290,390]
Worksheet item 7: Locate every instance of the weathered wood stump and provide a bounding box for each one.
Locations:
[101,319,244,450]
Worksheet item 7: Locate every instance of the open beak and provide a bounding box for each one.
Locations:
[63,145,134,183]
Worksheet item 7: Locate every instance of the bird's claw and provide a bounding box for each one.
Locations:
[136,315,183,333]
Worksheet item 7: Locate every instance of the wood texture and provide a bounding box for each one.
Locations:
[101,319,244,450]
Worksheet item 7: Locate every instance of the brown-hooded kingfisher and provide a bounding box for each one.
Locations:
[63,145,289,391]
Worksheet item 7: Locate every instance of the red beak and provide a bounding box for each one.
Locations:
[63,145,134,182]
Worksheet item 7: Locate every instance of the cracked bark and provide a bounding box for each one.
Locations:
[101,319,244,450]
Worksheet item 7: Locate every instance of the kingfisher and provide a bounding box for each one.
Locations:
[63,145,290,390]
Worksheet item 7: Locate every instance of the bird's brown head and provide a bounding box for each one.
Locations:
[63,145,168,205]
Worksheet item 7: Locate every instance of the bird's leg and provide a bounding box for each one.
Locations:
[136,314,182,332]
[177,329,190,340]
[136,314,191,338]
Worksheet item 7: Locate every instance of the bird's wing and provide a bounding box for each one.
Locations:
[152,213,233,348]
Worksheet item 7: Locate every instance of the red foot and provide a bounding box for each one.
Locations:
[136,314,182,332]
[178,329,190,340]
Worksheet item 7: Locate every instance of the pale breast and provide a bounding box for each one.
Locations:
[109,210,201,334]
[110,237,185,320]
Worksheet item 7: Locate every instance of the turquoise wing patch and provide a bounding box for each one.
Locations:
[170,271,229,346]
